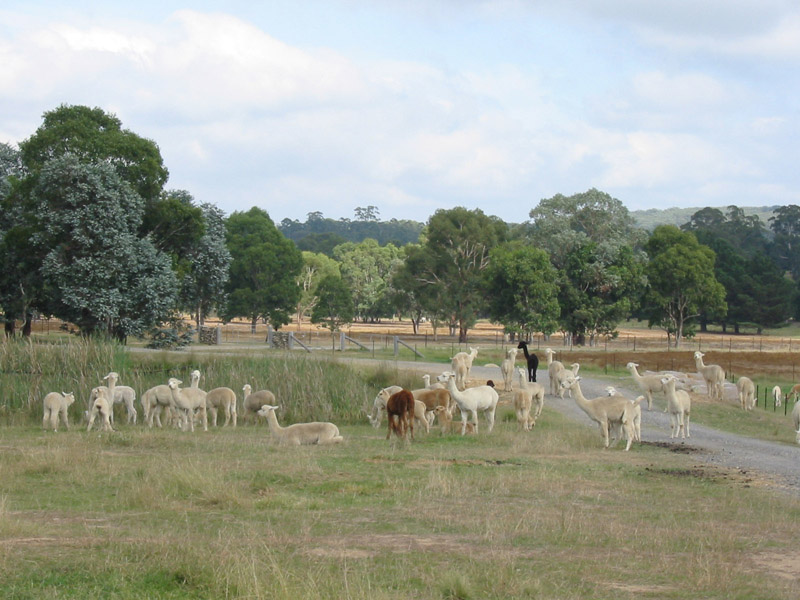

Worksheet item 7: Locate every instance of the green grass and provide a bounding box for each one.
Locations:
[3,339,800,598]
[1,417,799,599]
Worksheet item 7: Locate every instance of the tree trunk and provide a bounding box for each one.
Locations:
[22,313,32,337]
[4,314,16,337]
[251,316,258,334]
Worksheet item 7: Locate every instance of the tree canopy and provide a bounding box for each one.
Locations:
[224,207,303,331]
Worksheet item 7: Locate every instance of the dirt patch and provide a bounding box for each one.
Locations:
[751,551,800,581]
[366,457,521,468]
[304,533,477,559]
[642,441,701,453]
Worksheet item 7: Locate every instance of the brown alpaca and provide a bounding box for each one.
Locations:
[386,389,415,441]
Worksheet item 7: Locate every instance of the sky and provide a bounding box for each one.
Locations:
[1,1,799,225]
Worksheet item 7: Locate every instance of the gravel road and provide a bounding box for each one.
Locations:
[390,359,800,497]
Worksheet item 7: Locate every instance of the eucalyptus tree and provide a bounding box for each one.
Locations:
[390,244,447,336]
[33,154,177,340]
[310,274,355,334]
[19,104,168,206]
[181,203,232,328]
[224,207,303,332]
[333,238,403,323]
[525,189,647,344]
[482,242,560,339]
[769,205,800,281]
[295,251,341,324]
[0,142,37,335]
[414,207,507,342]
[644,225,727,348]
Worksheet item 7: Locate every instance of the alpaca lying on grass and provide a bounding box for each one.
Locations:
[257,404,343,445]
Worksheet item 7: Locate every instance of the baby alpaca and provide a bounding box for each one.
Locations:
[257,405,343,445]
[772,385,783,408]
[87,387,114,432]
[433,405,475,435]
[42,391,76,432]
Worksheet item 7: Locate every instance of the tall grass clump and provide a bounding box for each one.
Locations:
[129,353,411,424]
[0,336,127,419]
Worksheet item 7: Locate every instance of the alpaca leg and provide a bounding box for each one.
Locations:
[470,409,479,435]
[685,413,690,438]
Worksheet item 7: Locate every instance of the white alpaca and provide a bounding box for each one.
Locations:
[87,387,114,432]
[142,384,175,428]
[451,346,478,390]
[242,384,277,424]
[544,348,565,396]
[167,378,208,432]
[661,376,691,439]
[514,368,545,430]
[556,362,580,399]
[205,387,238,427]
[772,385,783,408]
[558,376,631,448]
[736,376,755,411]
[422,373,447,390]
[619,396,643,451]
[625,362,666,410]
[792,400,800,444]
[42,391,75,432]
[693,351,725,401]
[366,386,403,428]
[257,404,343,445]
[443,371,499,435]
[500,348,518,392]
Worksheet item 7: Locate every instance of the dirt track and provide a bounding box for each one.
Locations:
[391,360,800,497]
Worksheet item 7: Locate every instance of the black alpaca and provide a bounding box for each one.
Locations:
[517,341,539,382]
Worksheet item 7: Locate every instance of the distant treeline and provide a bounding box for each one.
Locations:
[630,205,781,231]
[280,205,784,251]
[279,208,424,253]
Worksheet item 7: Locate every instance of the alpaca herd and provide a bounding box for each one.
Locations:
[40,345,800,449]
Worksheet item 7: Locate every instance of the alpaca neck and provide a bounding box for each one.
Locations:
[570,382,594,418]
[519,343,530,359]
[265,409,283,433]
[446,377,466,403]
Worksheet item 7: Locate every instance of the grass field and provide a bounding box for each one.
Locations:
[2,413,800,599]
[2,338,800,598]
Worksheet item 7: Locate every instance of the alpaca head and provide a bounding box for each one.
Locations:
[168,378,183,390]
[103,372,119,384]
[605,386,617,396]
[516,340,527,350]
[243,384,252,396]
[694,351,704,360]
[258,404,278,417]
[626,362,638,370]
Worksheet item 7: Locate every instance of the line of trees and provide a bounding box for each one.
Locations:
[2,104,798,349]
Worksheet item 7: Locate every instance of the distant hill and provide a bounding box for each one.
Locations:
[630,206,782,231]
